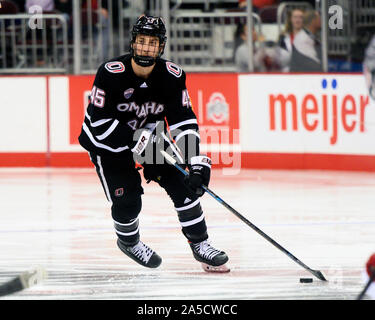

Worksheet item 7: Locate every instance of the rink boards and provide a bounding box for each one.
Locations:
[0,73,374,170]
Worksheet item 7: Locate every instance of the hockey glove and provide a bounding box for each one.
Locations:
[184,155,211,197]
[131,128,153,156]
[131,122,168,165]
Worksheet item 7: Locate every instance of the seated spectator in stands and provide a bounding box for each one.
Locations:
[55,0,72,21]
[278,8,304,72]
[24,0,56,66]
[25,0,54,12]
[82,0,109,19]
[81,0,110,62]
[279,0,315,7]
[289,10,322,72]
[363,35,375,100]
[55,0,73,41]
[234,23,281,72]
[238,0,278,12]
[11,0,26,12]
[233,22,247,61]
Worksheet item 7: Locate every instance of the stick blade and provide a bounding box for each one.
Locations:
[312,270,327,281]
[20,266,48,288]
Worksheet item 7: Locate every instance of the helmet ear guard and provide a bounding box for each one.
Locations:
[130,15,167,67]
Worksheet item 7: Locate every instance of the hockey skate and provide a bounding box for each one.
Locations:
[189,239,230,273]
[117,239,162,268]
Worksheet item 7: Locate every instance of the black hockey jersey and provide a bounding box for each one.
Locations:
[78,54,200,159]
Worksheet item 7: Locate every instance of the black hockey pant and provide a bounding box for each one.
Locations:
[89,152,208,246]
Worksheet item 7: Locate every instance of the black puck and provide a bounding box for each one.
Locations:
[300,278,313,283]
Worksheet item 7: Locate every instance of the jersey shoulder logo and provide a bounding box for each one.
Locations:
[166,61,183,78]
[104,61,125,73]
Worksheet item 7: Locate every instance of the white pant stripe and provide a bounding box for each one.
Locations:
[97,155,113,204]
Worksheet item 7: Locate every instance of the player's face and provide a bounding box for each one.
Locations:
[133,35,160,58]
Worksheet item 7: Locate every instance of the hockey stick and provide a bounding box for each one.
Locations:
[357,270,375,300]
[160,148,327,282]
[0,266,47,297]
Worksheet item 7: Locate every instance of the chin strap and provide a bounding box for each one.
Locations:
[133,55,156,67]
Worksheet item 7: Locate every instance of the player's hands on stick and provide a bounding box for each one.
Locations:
[131,128,153,156]
[185,155,211,196]
[131,122,165,159]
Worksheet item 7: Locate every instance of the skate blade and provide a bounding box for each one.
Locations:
[201,263,230,273]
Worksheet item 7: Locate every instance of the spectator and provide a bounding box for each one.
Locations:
[11,0,25,12]
[278,8,304,72]
[234,23,281,72]
[289,10,322,72]
[279,0,315,7]
[25,0,54,12]
[81,0,110,63]
[82,0,108,19]
[55,0,73,42]
[363,35,375,100]
[55,0,72,21]
[24,0,56,67]
[238,0,278,12]
[233,22,247,61]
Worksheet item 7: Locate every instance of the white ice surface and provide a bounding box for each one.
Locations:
[0,168,373,300]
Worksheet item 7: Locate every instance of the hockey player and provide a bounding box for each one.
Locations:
[358,253,375,299]
[78,15,229,272]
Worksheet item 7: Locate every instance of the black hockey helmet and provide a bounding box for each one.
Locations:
[130,15,167,67]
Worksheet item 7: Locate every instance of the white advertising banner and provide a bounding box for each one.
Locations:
[239,74,375,155]
[0,77,47,152]
[49,76,83,152]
